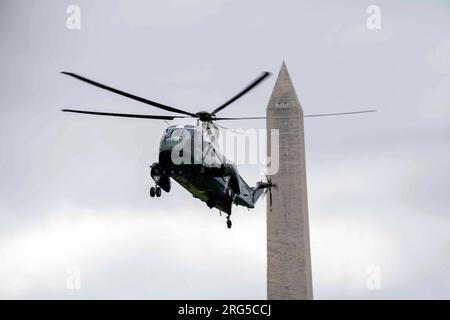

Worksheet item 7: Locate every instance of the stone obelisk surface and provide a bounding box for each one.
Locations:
[266,62,313,300]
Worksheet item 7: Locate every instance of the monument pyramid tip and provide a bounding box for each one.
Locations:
[278,61,291,83]
[267,61,302,110]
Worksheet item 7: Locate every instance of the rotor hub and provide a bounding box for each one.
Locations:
[195,111,214,122]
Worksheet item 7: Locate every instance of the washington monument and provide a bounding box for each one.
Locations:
[266,62,313,300]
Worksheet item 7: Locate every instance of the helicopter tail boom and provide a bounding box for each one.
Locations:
[251,180,273,206]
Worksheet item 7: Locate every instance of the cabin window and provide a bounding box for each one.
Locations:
[164,128,186,141]
[164,129,174,139]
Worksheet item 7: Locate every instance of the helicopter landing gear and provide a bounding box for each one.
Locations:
[155,186,161,197]
[226,216,232,229]
[150,186,161,198]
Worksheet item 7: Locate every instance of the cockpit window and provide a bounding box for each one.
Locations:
[163,127,194,141]
[172,128,185,137]
[164,128,175,138]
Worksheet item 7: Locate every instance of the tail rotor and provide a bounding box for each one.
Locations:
[263,176,276,207]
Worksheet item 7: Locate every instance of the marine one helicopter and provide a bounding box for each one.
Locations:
[61,71,375,228]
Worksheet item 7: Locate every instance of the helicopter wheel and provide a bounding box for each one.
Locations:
[155,186,161,197]
[226,217,232,229]
[150,187,156,198]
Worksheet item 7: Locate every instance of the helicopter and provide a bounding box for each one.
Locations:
[61,71,375,228]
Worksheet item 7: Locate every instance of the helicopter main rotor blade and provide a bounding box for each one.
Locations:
[215,116,267,120]
[61,72,196,117]
[215,110,377,120]
[61,109,186,120]
[210,71,271,116]
[303,110,377,117]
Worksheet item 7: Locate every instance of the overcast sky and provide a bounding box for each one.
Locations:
[1,0,450,299]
